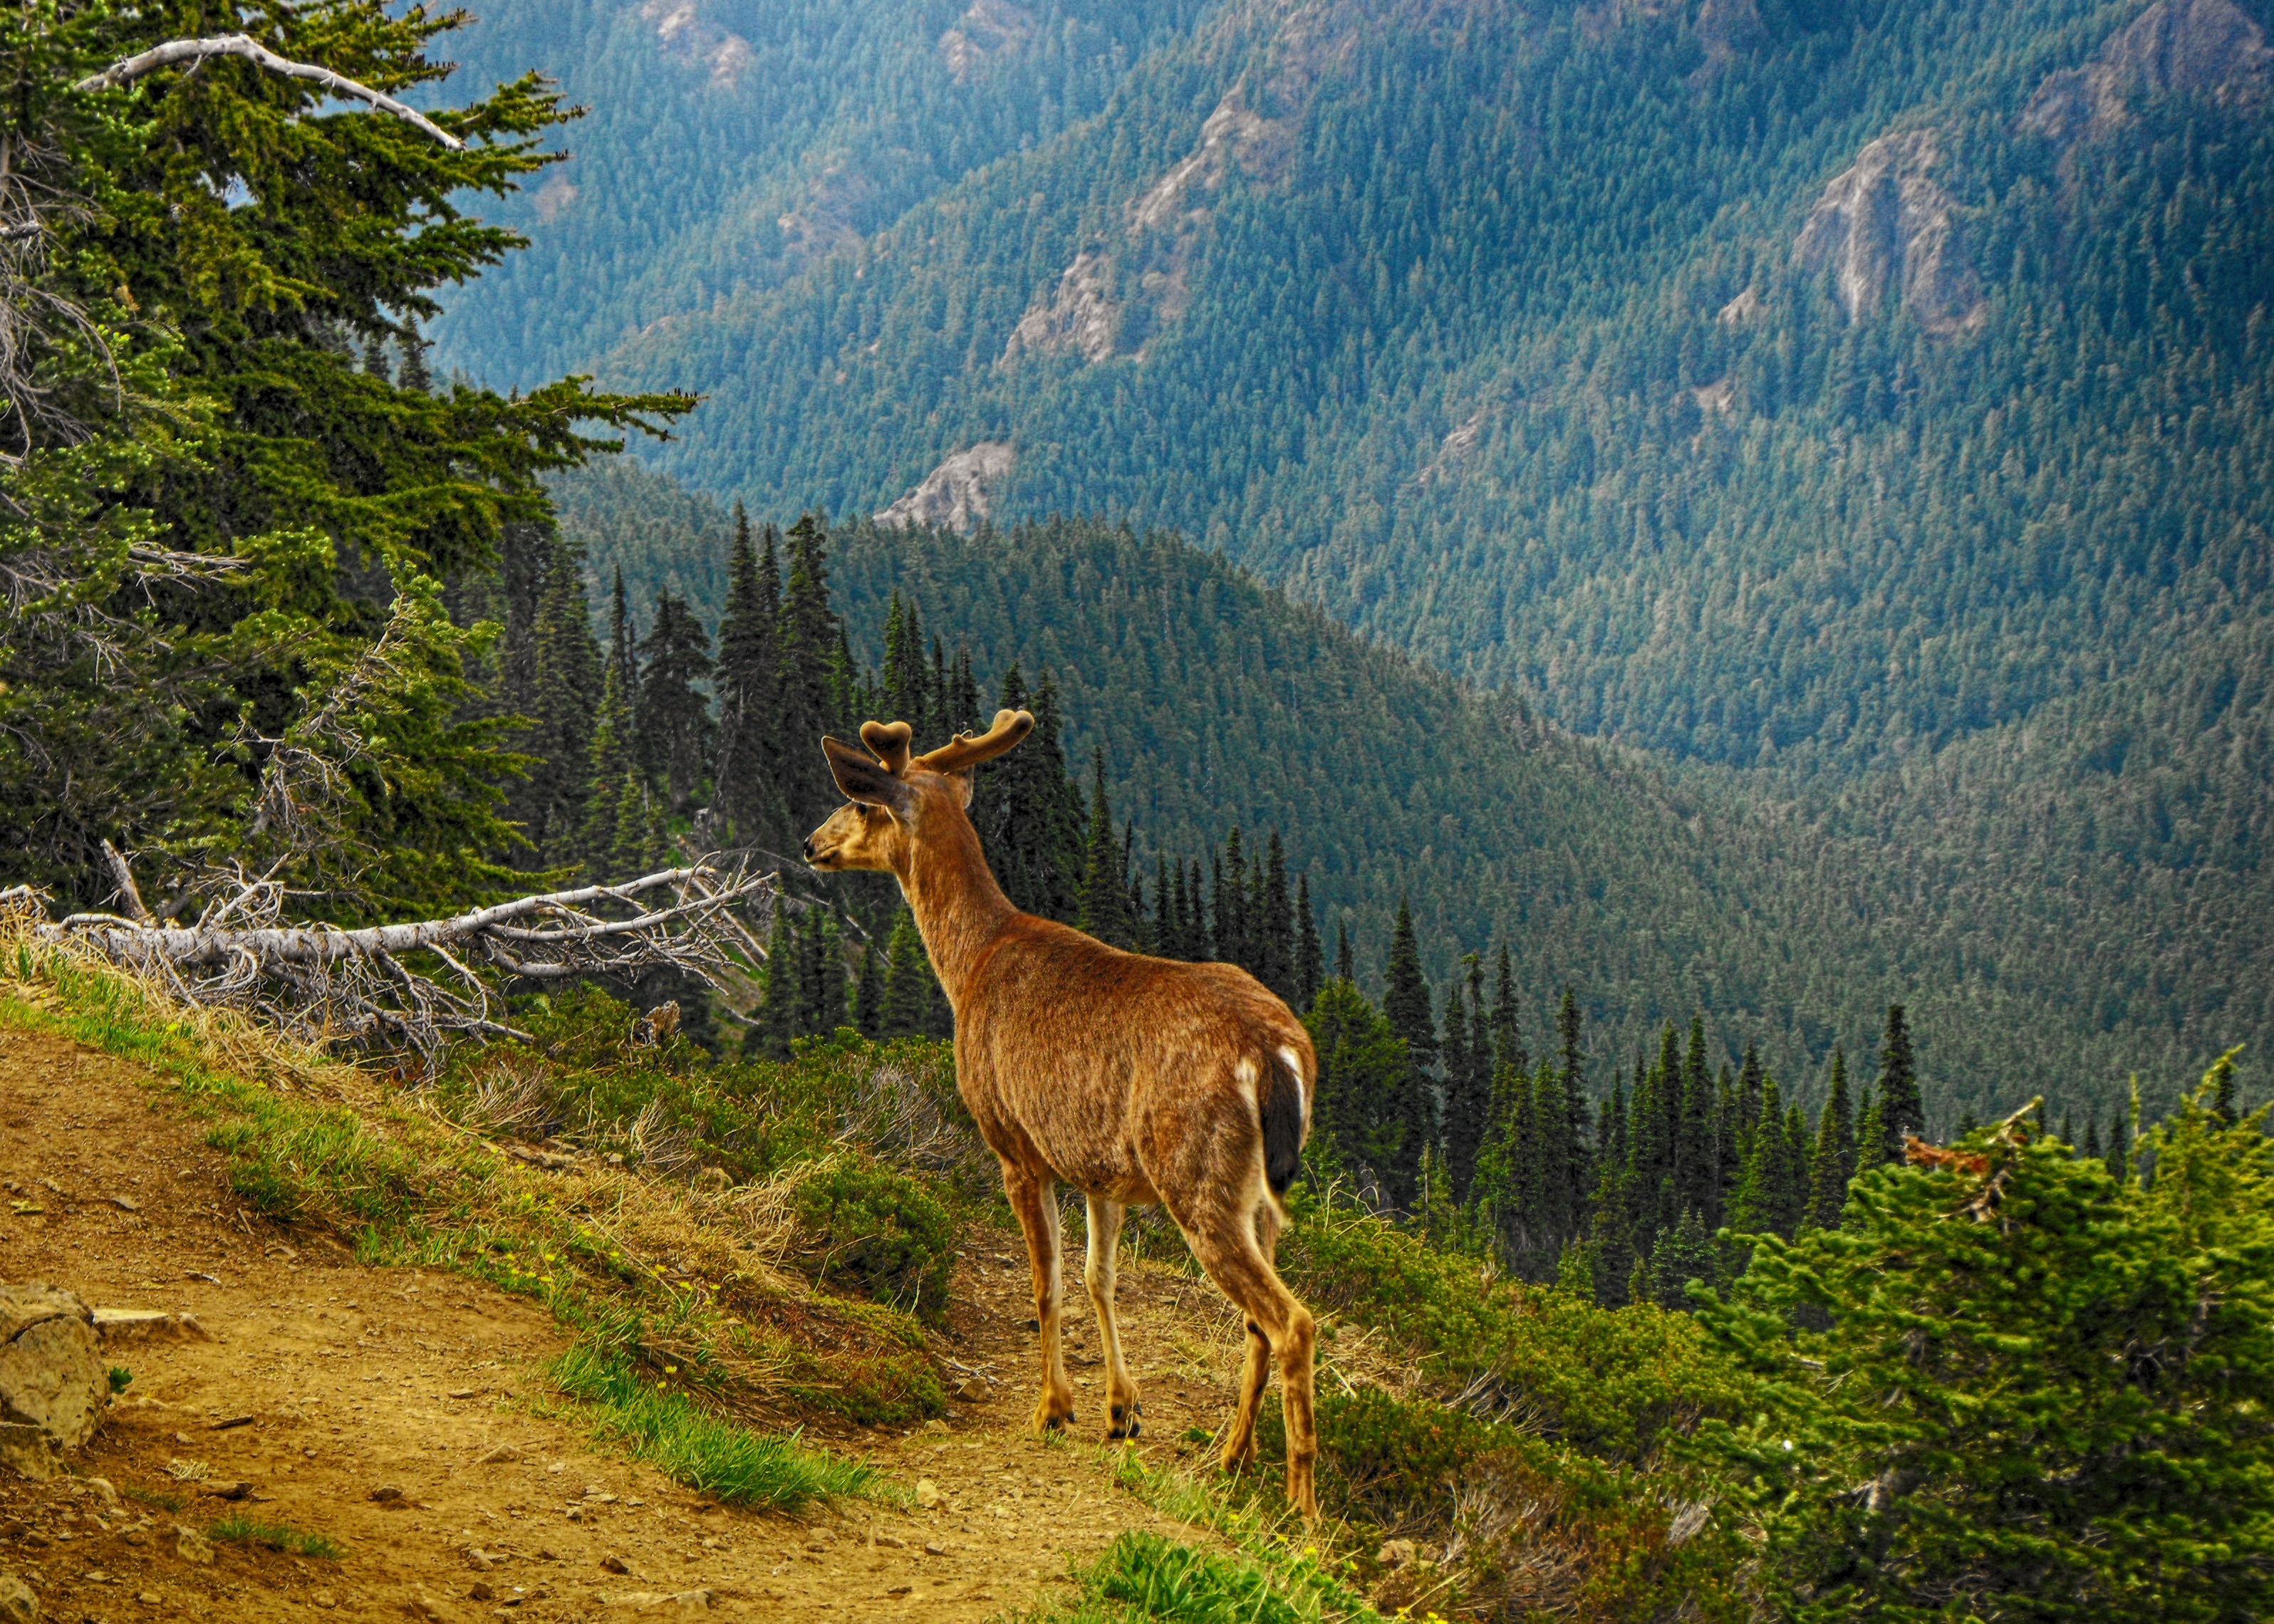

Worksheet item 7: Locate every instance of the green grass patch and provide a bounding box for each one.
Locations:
[545,1344,884,1511]
[1021,1531,1374,1624]
[207,1514,343,1560]
[121,1484,186,1513]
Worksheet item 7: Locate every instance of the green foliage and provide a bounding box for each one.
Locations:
[1026,1530,1370,1624]
[546,1344,881,1512]
[1699,1068,2274,1622]
[0,1,692,916]
[106,1365,132,1394]
[787,1157,957,1323]
[1278,1187,1745,1462]
[207,1514,343,1561]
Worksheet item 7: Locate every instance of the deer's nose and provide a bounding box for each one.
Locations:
[801,836,816,861]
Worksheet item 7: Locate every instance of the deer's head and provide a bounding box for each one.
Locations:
[804,708,1035,875]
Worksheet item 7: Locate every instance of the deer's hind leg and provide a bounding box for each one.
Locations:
[1172,1186,1319,1521]
[1084,1193,1142,1439]
[1002,1156,1076,1432]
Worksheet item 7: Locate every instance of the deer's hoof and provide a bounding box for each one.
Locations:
[1109,1402,1142,1440]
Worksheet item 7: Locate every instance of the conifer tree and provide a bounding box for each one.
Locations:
[606,566,638,717]
[578,666,638,875]
[1676,1016,1717,1223]
[1381,896,1438,1196]
[755,906,801,1060]
[1294,873,1324,1009]
[2107,1102,2131,1182]
[1443,954,1495,1202]
[854,937,886,1037]
[1855,1085,1891,1171]
[974,665,1082,921]
[776,513,843,833]
[1218,831,1250,972]
[1304,978,1410,1196]
[879,908,945,1039]
[1190,860,1214,960]
[1651,1207,1715,1310]
[879,592,930,739]
[712,505,783,847]
[1493,949,1525,1077]
[1335,917,1353,984]
[1804,1048,1857,1229]
[1254,831,1294,999]
[2083,1115,2102,1162]
[1076,749,1136,947]
[1874,1003,1923,1156]
[526,531,603,863]
[633,592,714,811]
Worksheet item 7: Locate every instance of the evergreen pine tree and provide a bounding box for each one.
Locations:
[756,906,801,1061]
[1651,1207,1715,1310]
[879,908,945,1039]
[1855,1085,1892,1170]
[1804,1048,1857,1229]
[972,665,1082,921]
[606,566,638,717]
[879,591,930,736]
[1335,917,1353,984]
[1076,749,1136,947]
[578,665,638,875]
[1218,830,1250,972]
[1443,954,1495,1202]
[776,513,843,833]
[1294,873,1324,1009]
[1254,831,1294,999]
[1492,948,1525,1076]
[854,937,886,1037]
[1381,896,1438,1199]
[633,592,714,811]
[712,505,783,847]
[1303,978,1410,1194]
[526,531,603,863]
[2107,1102,2131,1182]
[2082,1115,2102,1162]
[1676,1015,1717,1222]
[1874,1004,1923,1155]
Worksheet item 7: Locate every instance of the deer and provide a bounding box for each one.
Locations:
[801,708,1320,1519]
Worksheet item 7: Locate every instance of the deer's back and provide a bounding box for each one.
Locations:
[953,916,1309,1199]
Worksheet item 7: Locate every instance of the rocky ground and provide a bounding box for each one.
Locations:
[0,1024,1270,1623]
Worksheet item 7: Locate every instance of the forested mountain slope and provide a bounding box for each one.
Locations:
[551,460,2260,1125]
[427,0,2274,1111]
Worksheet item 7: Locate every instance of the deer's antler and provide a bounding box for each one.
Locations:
[914,709,1034,775]
[859,719,914,775]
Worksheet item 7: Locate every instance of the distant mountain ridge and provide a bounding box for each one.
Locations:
[430,0,2274,1107]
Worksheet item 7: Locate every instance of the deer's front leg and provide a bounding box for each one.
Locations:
[1003,1160,1075,1432]
[1084,1193,1142,1439]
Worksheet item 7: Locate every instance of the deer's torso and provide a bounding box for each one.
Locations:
[949,915,1309,1207]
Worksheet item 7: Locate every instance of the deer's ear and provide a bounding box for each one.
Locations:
[823,736,911,813]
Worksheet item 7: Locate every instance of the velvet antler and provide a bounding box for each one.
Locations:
[859,719,915,774]
[914,708,1034,774]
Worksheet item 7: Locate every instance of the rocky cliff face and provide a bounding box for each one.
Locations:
[1792,127,1983,333]
[873,442,1017,532]
[2021,0,2270,150]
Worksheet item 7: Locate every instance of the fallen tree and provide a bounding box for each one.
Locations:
[0,862,776,1071]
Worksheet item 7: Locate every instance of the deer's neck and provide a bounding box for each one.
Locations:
[896,811,1017,1010]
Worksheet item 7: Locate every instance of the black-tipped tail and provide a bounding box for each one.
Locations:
[1262,1051,1307,1196]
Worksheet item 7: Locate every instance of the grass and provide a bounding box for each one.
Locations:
[1016,1531,1383,1624]
[0,928,911,1511]
[121,1484,186,1513]
[544,1343,885,1511]
[207,1514,343,1560]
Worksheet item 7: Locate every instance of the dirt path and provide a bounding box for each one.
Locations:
[0,1025,1271,1623]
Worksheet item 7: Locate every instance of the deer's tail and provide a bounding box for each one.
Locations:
[1261,1045,1309,1199]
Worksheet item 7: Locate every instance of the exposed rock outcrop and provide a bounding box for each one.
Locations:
[939,0,1036,83]
[1003,251,1120,364]
[1793,127,1983,333]
[1717,286,1763,325]
[640,0,754,89]
[873,442,1015,533]
[0,1283,107,1481]
[2020,0,2270,149]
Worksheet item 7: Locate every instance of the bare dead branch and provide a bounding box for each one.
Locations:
[28,861,781,1073]
[100,839,155,925]
[73,35,465,150]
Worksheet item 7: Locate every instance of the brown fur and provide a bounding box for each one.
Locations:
[804,712,1321,1518]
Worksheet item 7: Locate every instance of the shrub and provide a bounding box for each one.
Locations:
[1697,1068,2274,1624]
[789,1157,957,1323]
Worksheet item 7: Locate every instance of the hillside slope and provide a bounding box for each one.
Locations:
[554,460,2260,1124]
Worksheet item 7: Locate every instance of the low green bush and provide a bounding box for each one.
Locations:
[789,1157,958,1323]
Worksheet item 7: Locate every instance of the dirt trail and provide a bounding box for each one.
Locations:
[0,1026,1260,1623]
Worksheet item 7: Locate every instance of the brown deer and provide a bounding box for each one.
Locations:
[801,709,1319,1518]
